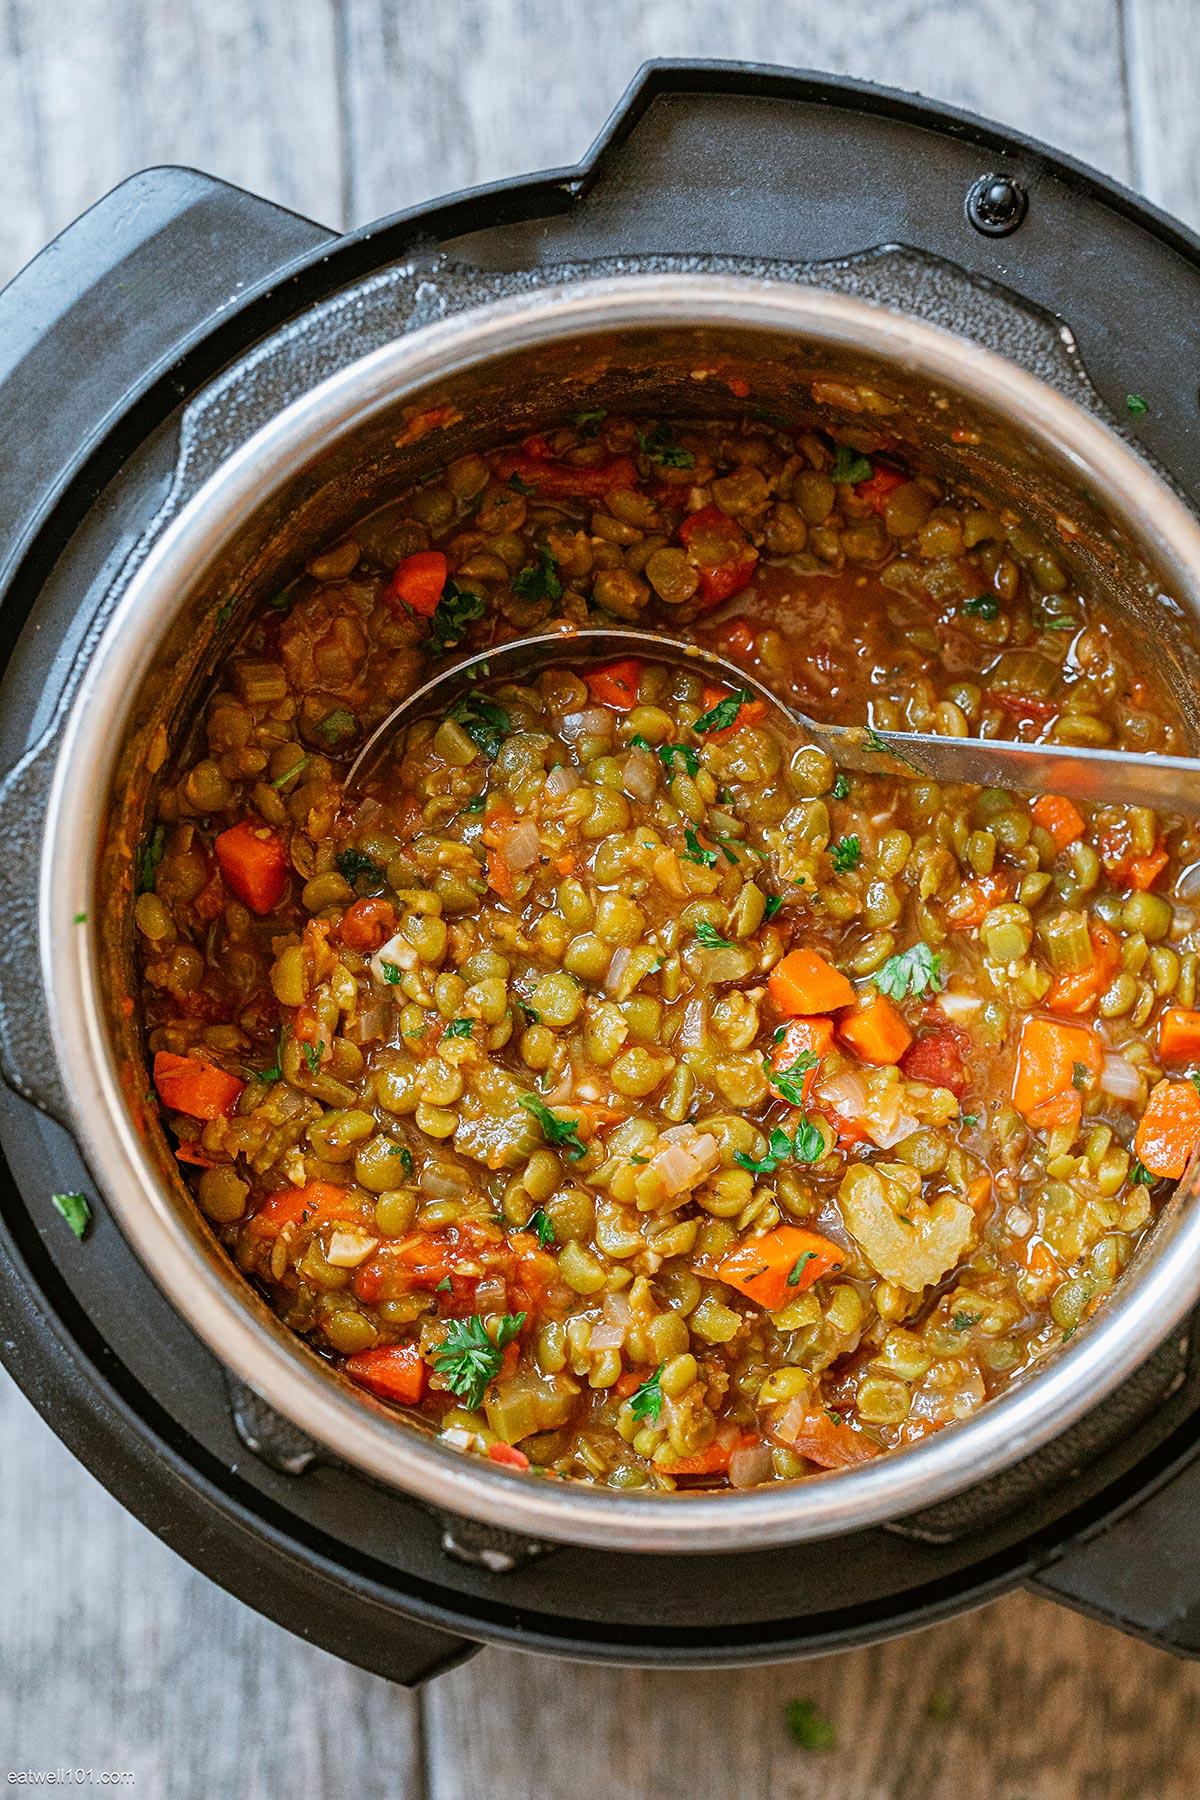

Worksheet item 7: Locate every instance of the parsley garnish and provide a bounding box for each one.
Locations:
[876,943,943,999]
[52,1192,91,1240]
[255,1027,287,1084]
[961,595,1000,621]
[864,726,891,755]
[1130,1158,1155,1185]
[829,834,861,874]
[268,590,292,612]
[571,407,606,436]
[528,1208,555,1248]
[630,1364,665,1423]
[380,961,403,984]
[436,1275,452,1292]
[461,793,486,815]
[682,826,718,868]
[830,446,872,485]
[694,688,752,734]
[73,912,87,925]
[787,1251,818,1287]
[631,735,700,779]
[271,754,311,789]
[735,1118,823,1175]
[1127,394,1149,415]
[1036,612,1080,632]
[447,691,512,760]
[135,825,166,895]
[432,1312,526,1410]
[768,1048,819,1111]
[636,424,694,469]
[952,1310,982,1332]
[519,1002,540,1025]
[785,1698,837,1752]
[428,580,485,654]
[764,895,783,919]
[712,831,764,863]
[316,708,358,746]
[629,1153,650,1166]
[518,1093,587,1162]
[336,847,387,893]
[512,544,563,603]
[694,920,733,949]
[444,1018,474,1038]
[508,472,537,495]
[302,1040,324,1074]
[829,774,849,800]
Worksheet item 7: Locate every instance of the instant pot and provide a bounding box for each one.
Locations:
[6,61,1200,1683]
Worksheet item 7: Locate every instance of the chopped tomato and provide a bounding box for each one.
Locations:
[495,449,639,499]
[153,1050,244,1121]
[1045,920,1121,1016]
[900,1031,967,1096]
[855,466,906,512]
[214,819,289,914]
[943,873,1012,929]
[338,897,396,952]
[344,1344,427,1406]
[387,550,448,617]
[678,505,759,608]
[584,659,642,710]
[659,1428,759,1479]
[719,619,756,658]
[786,1411,879,1469]
[986,690,1059,722]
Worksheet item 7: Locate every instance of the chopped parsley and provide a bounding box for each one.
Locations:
[508,471,537,495]
[444,1018,474,1038]
[735,1117,823,1175]
[829,774,850,800]
[829,834,861,874]
[528,1207,555,1248]
[952,1310,982,1332]
[518,1093,587,1162]
[768,1048,819,1111]
[512,544,563,603]
[301,1040,324,1075]
[787,1251,818,1287]
[693,920,733,949]
[1071,1060,1089,1092]
[571,406,606,436]
[1130,1158,1155,1186]
[316,708,358,746]
[435,1275,452,1292]
[447,691,512,760]
[397,1146,415,1178]
[785,1698,837,1752]
[135,825,166,895]
[519,1002,540,1025]
[876,942,943,999]
[961,594,1000,621]
[215,596,236,628]
[428,580,486,654]
[693,688,753,735]
[1127,394,1149,415]
[830,445,872,485]
[682,826,718,869]
[628,1153,650,1166]
[636,424,694,469]
[271,754,311,789]
[255,1028,287,1083]
[380,961,403,985]
[432,1312,526,1410]
[336,847,388,893]
[73,912,87,925]
[629,1364,665,1423]
[461,793,486,815]
[52,1192,91,1240]
[630,734,700,779]
[764,895,783,919]
[268,590,293,612]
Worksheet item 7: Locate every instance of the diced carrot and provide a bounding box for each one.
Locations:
[614,1371,642,1400]
[353,1230,466,1302]
[153,1050,244,1121]
[768,947,856,1016]
[485,844,516,902]
[1124,841,1170,892]
[1135,1079,1200,1178]
[487,1442,531,1470]
[698,683,768,739]
[555,853,576,876]
[966,1173,993,1214]
[719,619,756,657]
[1045,920,1121,1016]
[584,659,642,710]
[344,1344,427,1406]
[900,1031,967,1096]
[837,989,913,1066]
[855,466,906,512]
[1031,794,1086,851]
[943,873,1012,929]
[1159,1007,1200,1062]
[787,1411,879,1469]
[768,1017,833,1105]
[986,690,1059,723]
[245,1181,359,1239]
[659,1428,759,1478]
[214,818,289,914]
[717,1224,844,1311]
[387,549,448,618]
[1012,1016,1104,1122]
[338,897,396,952]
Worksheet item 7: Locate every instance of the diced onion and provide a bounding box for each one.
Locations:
[772,1397,810,1445]
[676,996,708,1050]
[1176,859,1200,901]
[544,764,581,797]
[649,1128,720,1198]
[604,947,632,995]
[622,747,659,804]
[1101,1053,1143,1101]
[560,707,611,743]
[729,1443,774,1489]
[591,1291,632,1350]
[502,817,541,870]
[346,1002,390,1044]
[325,1229,380,1268]
[419,1162,465,1197]
[938,989,983,1024]
[371,931,417,984]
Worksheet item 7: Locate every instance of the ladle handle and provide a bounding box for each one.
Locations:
[809,722,1200,816]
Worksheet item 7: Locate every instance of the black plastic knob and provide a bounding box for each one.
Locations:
[965,173,1029,237]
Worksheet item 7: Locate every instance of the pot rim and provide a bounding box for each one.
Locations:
[40,272,1200,1552]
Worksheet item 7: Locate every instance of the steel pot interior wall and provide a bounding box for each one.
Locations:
[48,275,1200,1552]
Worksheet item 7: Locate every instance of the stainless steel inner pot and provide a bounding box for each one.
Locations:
[40,273,1200,1552]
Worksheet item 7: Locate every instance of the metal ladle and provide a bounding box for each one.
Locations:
[346,626,1200,813]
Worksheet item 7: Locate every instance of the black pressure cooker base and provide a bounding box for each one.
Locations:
[7,61,1200,1680]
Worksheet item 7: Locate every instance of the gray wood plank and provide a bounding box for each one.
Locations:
[0,1375,425,1799]
[339,0,1131,226]
[1126,0,1200,232]
[0,0,344,286]
[426,1594,1200,1800]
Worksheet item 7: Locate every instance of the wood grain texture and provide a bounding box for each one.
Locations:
[0,1378,424,1799]
[0,0,343,284]
[338,0,1132,225]
[1125,0,1200,232]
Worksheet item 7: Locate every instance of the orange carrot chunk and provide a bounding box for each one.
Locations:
[584,659,642,710]
[768,1017,834,1105]
[1124,840,1170,892]
[1012,1017,1104,1123]
[1031,794,1086,850]
[1135,1080,1200,1179]
[1045,920,1121,1016]
[698,682,768,739]
[387,549,448,618]
[787,1411,879,1469]
[245,1181,358,1239]
[717,1224,844,1311]
[768,948,856,1016]
[1158,1007,1200,1062]
[837,989,913,1065]
[659,1428,759,1478]
[214,818,289,914]
[153,1050,244,1121]
[344,1343,427,1405]
[338,897,397,952]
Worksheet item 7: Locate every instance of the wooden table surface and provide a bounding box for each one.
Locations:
[4,3,1200,1795]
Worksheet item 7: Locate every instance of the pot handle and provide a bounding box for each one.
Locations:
[1028,1441,1200,1656]
[0,169,334,1124]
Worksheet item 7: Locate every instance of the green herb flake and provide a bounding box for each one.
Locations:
[829,834,861,874]
[336,847,388,893]
[694,920,733,949]
[682,826,719,869]
[636,424,694,469]
[73,912,88,925]
[830,445,873,485]
[447,691,512,760]
[787,1251,818,1288]
[952,1310,982,1332]
[379,961,402,986]
[398,1146,415,1178]
[767,1048,819,1111]
[444,1018,475,1039]
[432,1312,526,1410]
[528,1207,555,1248]
[508,471,537,496]
[629,1364,665,1423]
[512,544,564,604]
[961,594,1000,621]
[215,597,236,628]
[301,1040,325,1075]
[628,1153,650,1166]
[785,1698,837,1752]
[1130,1158,1155,1186]
[656,741,700,778]
[436,1275,452,1292]
[571,407,606,436]
[52,1191,91,1240]
[428,579,486,655]
[135,825,166,895]
[518,1093,587,1162]
[829,774,850,800]
[876,942,943,1000]
[316,708,358,746]
[693,688,753,735]
[1127,394,1149,416]
[268,590,293,612]
[1071,1060,1089,1093]
[519,1002,540,1025]
[764,895,783,919]
[271,754,311,789]
[461,793,486,815]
